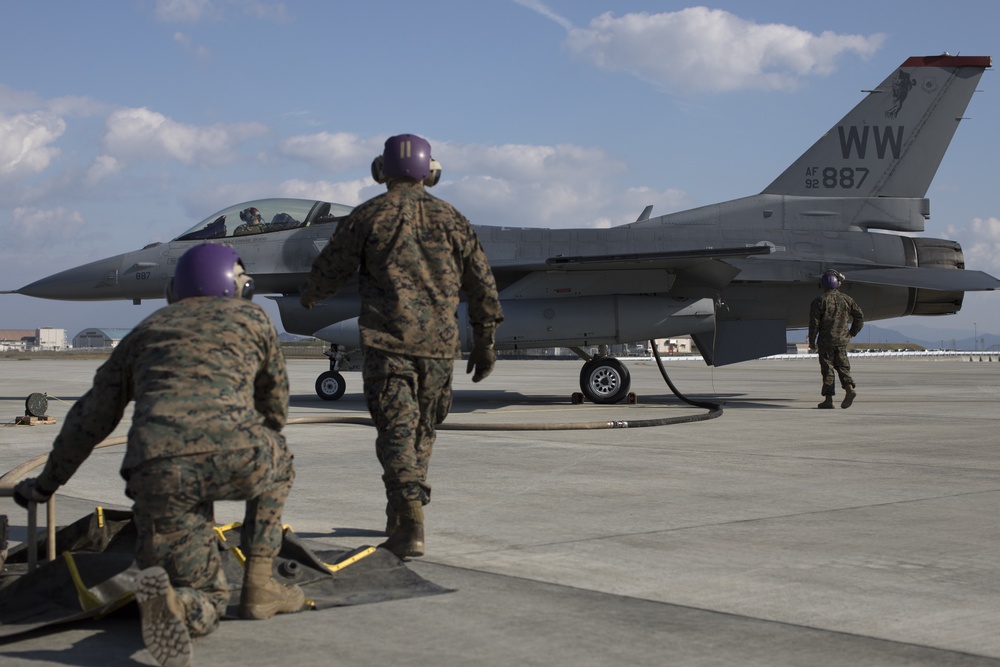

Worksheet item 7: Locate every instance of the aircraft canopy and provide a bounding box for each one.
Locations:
[174,198,353,241]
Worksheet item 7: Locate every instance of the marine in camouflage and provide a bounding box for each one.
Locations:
[127,442,293,635]
[808,288,865,396]
[34,295,292,636]
[299,180,503,358]
[362,347,453,506]
[299,180,503,518]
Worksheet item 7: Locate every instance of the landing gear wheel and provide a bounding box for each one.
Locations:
[315,370,346,401]
[579,358,631,404]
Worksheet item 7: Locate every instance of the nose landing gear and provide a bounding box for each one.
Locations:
[315,344,350,401]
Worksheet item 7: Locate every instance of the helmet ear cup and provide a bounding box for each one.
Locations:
[371,155,386,184]
[166,278,177,304]
[239,276,255,300]
[232,261,254,300]
[423,159,442,187]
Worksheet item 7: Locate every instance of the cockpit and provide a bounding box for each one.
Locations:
[174,198,353,241]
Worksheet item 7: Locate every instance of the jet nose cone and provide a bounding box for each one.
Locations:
[17,257,123,300]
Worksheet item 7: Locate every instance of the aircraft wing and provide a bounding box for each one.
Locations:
[846,267,1000,291]
[540,245,773,291]
[545,244,772,268]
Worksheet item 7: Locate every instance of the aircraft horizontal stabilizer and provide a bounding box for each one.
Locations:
[846,267,1000,291]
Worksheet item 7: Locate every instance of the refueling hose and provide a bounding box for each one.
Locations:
[288,340,721,431]
[1,343,722,487]
[0,345,722,566]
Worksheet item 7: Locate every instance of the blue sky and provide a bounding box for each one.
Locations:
[1,0,998,341]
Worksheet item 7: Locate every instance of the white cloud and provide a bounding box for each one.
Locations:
[239,0,290,22]
[7,206,85,244]
[279,132,383,172]
[154,0,215,22]
[513,0,574,32]
[564,8,885,93]
[949,217,1000,275]
[153,0,289,23]
[436,141,624,183]
[211,136,690,230]
[0,85,44,113]
[428,141,689,229]
[277,178,377,206]
[0,112,66,176]
[84,155,122,186]
[173,32,211,58]
[96,107,268,170]
[0,84,106,118]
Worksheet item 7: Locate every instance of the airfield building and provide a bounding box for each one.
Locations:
[72,327,132,349]
[0,328,68,351]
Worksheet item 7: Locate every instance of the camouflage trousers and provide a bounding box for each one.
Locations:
[362,347,453,508]
[125,433,294,637]
[817,345,855,396]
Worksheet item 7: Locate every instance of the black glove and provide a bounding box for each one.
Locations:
[13,478,55,509]
[299,294,316,310]
[466,325,497,383]
[466,346,496,383]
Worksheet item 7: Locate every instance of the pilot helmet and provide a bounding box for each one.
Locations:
[820,270,842,290]
[167,244,255,303]
[240,207,262,224]
[371,133,442,187]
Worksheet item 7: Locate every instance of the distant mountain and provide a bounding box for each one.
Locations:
[278,332,314,343]
[787,321,999,351]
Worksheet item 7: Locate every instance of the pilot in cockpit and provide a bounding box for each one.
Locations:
[233,207,264,236]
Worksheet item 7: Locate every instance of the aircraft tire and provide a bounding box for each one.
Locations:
[315,370,346,401]
[579,358,631,404]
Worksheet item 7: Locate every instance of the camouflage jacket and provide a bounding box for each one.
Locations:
[299,181,503,358]
[36,297,288,489]
[808,289,865,348]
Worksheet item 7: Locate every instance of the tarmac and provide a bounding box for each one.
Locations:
[0,354,998,666]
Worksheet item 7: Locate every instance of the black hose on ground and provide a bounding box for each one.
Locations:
[291,341,721,431]
[649,339,724,415]
[2,349,724,489]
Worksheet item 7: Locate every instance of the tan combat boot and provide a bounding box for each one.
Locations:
[379,500,424,558]
[385,502,398,537]
[238,557,306,620]
[817,395,834,409]
[841,387,857,409]
[135,566,192,667]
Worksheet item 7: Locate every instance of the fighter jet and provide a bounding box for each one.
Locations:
[10,55,998,403]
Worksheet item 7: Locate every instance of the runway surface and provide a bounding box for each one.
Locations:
[1,355,999,666]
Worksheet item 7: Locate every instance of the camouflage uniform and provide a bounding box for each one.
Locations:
[808,289,865,397]
[300,180,502,507]
[35,297,292,637]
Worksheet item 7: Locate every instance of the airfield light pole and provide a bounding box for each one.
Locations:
[974,322,978,352]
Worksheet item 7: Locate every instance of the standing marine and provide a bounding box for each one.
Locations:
[299,133,503,559]
[808,269,865,409]
[13,244,304,667]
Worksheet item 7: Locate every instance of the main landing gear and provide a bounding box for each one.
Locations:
[573,345,632,404]
[314,344,350,401]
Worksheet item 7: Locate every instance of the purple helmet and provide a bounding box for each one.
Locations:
[167,244,254,303]
[381,134,433,182]
[820,271,841,290]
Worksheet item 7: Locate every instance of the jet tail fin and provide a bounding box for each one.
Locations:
[763,55,991,199]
